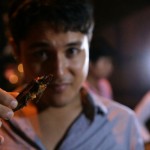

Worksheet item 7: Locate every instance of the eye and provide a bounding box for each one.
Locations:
[33,50,48,62]
[66,47,80,58]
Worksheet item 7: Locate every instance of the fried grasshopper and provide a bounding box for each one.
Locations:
[13,74,53,111]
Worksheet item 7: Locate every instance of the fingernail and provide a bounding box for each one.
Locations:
[10,100,18,109]
[0,135,4,144]
[6,111,14,120]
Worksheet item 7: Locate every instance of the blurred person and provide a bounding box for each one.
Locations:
[0,0,144,149]
[135,91,150,143]
[83,36,115,99]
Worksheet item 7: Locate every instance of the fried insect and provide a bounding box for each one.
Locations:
[13,74,53,112]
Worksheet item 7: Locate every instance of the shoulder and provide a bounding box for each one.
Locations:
[87,92,144,148]
[91,93,137,122]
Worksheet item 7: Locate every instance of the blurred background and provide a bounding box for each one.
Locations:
[1,0,150,110]
[93,0,150,109]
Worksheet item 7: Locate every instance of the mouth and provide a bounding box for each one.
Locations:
[50,83,70,93]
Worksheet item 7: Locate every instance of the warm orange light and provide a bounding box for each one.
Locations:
[8,74,19,84]
[18,63,24,73]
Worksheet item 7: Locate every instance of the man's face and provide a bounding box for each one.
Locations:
[18,24,89,107]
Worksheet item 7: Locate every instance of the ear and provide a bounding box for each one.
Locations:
[9,37,21,62]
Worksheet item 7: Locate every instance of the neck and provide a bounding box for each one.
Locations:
[42,100,81,118]
[36,94,83,150]
[38,93,82,125]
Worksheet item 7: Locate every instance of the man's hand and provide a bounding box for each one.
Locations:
[0,88,18,144]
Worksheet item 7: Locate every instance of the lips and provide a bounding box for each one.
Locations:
[50,83,70,93]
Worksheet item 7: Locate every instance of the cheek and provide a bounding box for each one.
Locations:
[31,63,42,74]
[72,52,89,82]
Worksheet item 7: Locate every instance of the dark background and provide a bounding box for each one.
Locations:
[93,0,150,109]
[1,0,150,109]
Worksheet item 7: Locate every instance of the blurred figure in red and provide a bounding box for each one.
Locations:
[83,36,115,99]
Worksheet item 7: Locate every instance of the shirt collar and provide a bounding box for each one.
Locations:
[81,87,108,121]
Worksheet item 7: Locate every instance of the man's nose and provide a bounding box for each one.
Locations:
[51,53,67,78]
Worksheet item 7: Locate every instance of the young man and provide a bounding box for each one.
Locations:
[0,0,144,149]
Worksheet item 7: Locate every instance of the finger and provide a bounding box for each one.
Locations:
[0,135,4,144]
[0,89,18,109]
[0,119,2,127]
[0,105,14,120]
[9,92,19,98]
[0,120,4,144]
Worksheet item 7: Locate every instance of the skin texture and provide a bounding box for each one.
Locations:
[17,23,90,109]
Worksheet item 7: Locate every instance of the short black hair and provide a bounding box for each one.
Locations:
[8,0,94,44]
[90,36,116,63]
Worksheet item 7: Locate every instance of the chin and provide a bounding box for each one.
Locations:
[50,99,71,108]
[44,87,77,107]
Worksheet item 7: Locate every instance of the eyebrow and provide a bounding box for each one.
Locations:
[29,42,50,49]
[66,41,82,47]
[28,41,82,50]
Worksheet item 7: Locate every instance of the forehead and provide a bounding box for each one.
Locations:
[21,23,88,48]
